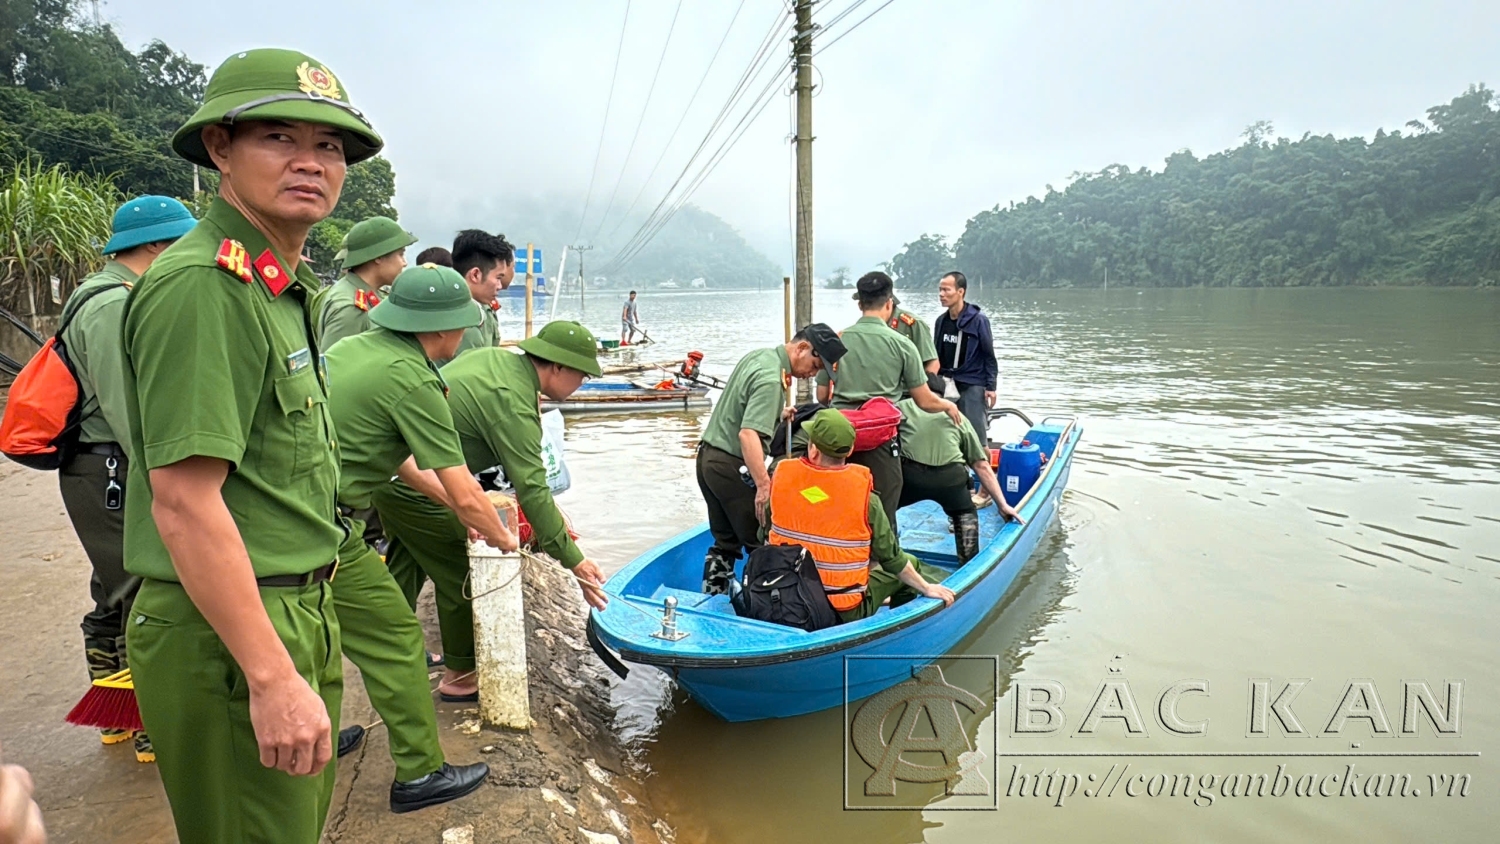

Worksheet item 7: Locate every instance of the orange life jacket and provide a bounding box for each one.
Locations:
[767,458,874,611]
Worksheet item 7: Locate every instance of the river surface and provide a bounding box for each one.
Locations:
[503,286,1500,843]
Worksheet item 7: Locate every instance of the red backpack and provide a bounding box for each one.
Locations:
[0,283,127,469]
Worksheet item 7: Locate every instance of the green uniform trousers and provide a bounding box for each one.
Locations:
[126,577,342,844]
[332,520,445,781]
[58,448,140,680]
[371,482,476,672]
[838,556,950,623]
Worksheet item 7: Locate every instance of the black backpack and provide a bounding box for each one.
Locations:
[768,401,825,457]
[731,543,841,632]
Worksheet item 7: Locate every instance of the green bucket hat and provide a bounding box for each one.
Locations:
[517,321,602,377]
[368,265,479,333]
[342,216,417,267]
[173,48,383,170]
[804,409,856,458]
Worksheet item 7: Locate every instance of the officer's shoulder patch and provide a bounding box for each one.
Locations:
[253,249,290,297]
[215,239,253,283]
[899,312,916,326]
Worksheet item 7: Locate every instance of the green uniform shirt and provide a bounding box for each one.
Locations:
[316,271,382,348]
[897,397,987,467]
[443,348,584,567]
[890,308,938,366]
[443,300,499,366]
[326,328,467,509]
[61,261,137,445]
[761,480,908,576]
[816,316,926,408]
[120,198,343,580]
[700,345,790,458]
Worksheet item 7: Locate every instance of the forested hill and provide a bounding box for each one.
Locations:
[889,85,1500,289]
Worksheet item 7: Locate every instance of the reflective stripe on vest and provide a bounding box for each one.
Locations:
[766,458,874,611]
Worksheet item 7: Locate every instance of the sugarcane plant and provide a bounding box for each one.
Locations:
[0,161,120,325]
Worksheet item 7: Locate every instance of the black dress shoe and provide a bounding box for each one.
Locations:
[389,761,489,814]
[337,725,366,758]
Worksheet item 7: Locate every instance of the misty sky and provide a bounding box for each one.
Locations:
[112,0,1500,275]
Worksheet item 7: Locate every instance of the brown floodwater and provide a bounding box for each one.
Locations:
[504,286,1500,843]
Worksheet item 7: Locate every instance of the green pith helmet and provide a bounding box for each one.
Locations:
[342,216,417,267]
[368,265,479,333]
[173,48,383,170]
[518,321,603,377]
[804,409,856,458]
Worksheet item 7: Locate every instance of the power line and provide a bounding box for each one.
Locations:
[591,0,686,243]
[605,55,793,273]
[600,7,794,273]
[815,0,896,54]
[574,0,633,243]
[603,0,750,243]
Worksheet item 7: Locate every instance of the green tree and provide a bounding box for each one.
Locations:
[823,265,851,289]
[924,85,1500,288]
[887,234,952,289]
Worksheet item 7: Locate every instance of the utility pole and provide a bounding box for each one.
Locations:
[793,0,815,399]
[570,244,594,312]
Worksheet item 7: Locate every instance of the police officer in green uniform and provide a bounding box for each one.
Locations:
[323,263,519,811]
[374,321,609,701]
[884,294,939,374]
[59,195,195,763]
[314,215,417,347]
[120,48,381,843]
[762,411,955,622]
[696,324,845,594]
[442,229,514,364]
[897,374,1022,563]
[816,271,963,531]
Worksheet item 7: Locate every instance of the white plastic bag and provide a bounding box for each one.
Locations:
[483,409,571,494]
[539,409,571,494]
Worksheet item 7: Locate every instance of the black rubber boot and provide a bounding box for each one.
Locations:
[702,549,736,595]
[953,512,980,565]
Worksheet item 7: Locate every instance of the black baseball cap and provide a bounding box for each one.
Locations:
[853,271,894,302]
[801,322,846,364]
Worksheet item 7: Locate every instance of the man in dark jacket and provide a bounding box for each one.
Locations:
[934,270,997,444]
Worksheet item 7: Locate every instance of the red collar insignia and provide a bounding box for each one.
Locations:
[215,239,253,283]
[782,371,792,389]
[253,250,290,297]
[489,300,501,312]
[354,289,381,311]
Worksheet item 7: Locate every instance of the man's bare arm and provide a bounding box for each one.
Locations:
[433,465,518,551]
[149,456,331,777]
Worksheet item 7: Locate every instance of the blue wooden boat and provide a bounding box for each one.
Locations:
[540,378,711,415]
[587,414,1080,721]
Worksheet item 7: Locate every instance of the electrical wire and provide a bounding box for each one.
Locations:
[604,56,792,273]
[603,8,791,267]
[600,8,794,273]
[602,0,750,243]
[815,0,896,54]
[590,0,686,243]
[574,0,633,243]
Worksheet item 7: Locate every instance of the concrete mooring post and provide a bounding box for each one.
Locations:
[469,534,532,730]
